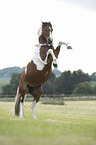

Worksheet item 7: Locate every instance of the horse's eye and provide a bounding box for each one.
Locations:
[45,29,48,32]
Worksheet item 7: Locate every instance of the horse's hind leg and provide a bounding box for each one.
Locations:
[29,85,43,119]
[15,87,21,116]
[15,74,28,118]
[15,87,26,118]
[19,95,25,118]
[15,87,24,117]
[32,100,37,119]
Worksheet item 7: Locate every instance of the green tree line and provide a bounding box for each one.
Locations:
[1,69,96,96]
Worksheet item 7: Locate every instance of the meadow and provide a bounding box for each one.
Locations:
[0,100,96,145]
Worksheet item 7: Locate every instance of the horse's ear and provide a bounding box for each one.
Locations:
[41,21,45,25]
[41,21,43,27]
[41,21,45,28]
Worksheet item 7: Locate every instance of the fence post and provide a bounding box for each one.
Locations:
[61,94,64,105]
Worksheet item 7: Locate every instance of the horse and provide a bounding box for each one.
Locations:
[15,22,72,119]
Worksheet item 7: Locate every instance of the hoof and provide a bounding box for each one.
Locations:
[20,114,23,118]
[53,63,57,67]
[33,116,37,120]
[67,46,72,49]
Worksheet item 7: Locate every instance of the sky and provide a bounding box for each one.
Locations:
[0,0,96,75]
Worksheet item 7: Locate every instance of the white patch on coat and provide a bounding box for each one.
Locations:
[32,100,37,119]
[47,49,56,60]
[32,46,47,70]
[32,45,57,71]
[25,67,27,74]
[20,102,23,118]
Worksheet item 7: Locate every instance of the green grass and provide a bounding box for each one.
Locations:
[0,101,96,145]
[41,97,65,105]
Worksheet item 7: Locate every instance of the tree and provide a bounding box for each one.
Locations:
[55,71,73,94]
[42,72,56,94]
[42,81,56,95]
[2,73,20,95]
[93,85,96,94]
[73,82,93,96]
[2,72,56,96]
[90,72,96,81]
[54,70,90,95]
[72,69,90,88]
[2,69,91,96]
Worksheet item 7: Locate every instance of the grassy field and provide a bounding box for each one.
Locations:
[0,101,96,145]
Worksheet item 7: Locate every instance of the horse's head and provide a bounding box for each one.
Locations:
[42,22,53,41]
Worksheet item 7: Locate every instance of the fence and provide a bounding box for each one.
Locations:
[0,94,96,103]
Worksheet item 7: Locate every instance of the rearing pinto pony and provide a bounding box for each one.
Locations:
[15,22,72,119]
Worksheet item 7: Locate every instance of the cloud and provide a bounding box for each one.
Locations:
[0,0,96,74]
[59,0,96,11]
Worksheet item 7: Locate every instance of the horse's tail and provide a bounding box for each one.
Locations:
[15,87,20,116]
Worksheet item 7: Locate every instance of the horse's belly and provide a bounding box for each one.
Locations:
[24,61,52,87]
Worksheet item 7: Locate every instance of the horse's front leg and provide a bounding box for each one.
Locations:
[59,41,69,47]
[58,41,72,49]
[32,100,37,119]
[30,85,43,119]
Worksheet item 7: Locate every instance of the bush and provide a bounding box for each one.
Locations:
[93,85,96,95]
[73,82,93,96]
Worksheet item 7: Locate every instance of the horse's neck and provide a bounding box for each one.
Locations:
[39,35,47,44]
[38,35,58,66]
[38,36,53,66]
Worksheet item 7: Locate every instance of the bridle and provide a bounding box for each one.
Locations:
[35,43,53,48]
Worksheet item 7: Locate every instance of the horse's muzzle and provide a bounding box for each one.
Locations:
[48,38,53,44]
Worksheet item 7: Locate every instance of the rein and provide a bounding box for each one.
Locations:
[35,43,53,48]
